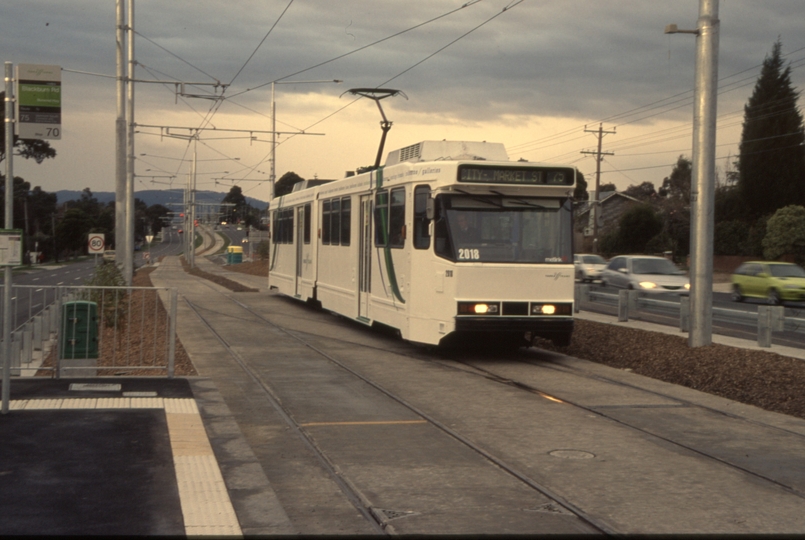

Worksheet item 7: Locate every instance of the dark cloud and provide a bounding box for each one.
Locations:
[2,0,804,193]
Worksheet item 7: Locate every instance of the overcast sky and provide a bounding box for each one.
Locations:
[2,0,804,203]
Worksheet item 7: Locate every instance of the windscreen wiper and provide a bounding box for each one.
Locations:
[489,190,546,208]
[452,188,504,208]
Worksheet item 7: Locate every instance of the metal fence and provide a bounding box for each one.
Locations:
[575,284,805,348]
[3,285,178,378]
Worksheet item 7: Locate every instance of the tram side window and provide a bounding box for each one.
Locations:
[273,208,293,244]
[284,208,294,244]
[303,203,311,244]
[374,190,389,246]
[389,188,405,248]
[331,199,341,245]
[414,185,431,249]
[322,200,331,244]
[374,189,405,248]
[340,197,351,246]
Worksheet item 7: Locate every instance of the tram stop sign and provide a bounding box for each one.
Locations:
[88,233,105,254]
[16,64,62,140]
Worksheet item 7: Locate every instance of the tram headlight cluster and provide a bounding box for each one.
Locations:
[458,302,500,315]
[458,302,572,316]
[532,304,556,315]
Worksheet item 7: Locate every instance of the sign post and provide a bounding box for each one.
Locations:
[15,64,61,140]
[0,231,23,267]
[88,233,104,265]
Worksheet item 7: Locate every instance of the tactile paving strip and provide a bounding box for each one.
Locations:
[9,397,242,536]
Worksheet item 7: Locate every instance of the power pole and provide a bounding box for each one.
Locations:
[581,123,615,253]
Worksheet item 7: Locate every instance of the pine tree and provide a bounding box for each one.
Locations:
[738,39,805,220]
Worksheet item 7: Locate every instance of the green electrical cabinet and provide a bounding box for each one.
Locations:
[60,301,99,359]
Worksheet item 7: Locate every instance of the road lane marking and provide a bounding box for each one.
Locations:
[298,420,428,427]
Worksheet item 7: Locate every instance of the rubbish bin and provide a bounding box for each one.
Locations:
[227,246,243,264]
[60,301,99,359]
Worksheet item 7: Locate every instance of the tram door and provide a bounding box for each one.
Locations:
[358,195,372,318]
[295,206,304,296]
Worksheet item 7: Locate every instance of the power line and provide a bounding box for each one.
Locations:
[225,0,487,99]
[133,30,220,82]
[509,49,805,157]
[227,0,295,87]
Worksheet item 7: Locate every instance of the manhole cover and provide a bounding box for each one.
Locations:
[69,383,122,393]
[549,449,595,460]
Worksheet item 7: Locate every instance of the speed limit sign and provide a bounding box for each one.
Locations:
[88,233,105,254]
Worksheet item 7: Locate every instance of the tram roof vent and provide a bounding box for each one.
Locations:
[291,179,334,192]
[385,141,509,166]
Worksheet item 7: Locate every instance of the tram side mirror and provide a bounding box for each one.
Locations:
[426,198,435,220]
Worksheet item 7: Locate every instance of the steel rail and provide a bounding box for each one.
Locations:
[222,295,615,535]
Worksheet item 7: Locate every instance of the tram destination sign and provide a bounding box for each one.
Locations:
[458,165,574,186]
[15,64,61,140]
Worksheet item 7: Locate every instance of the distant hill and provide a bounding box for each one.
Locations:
[55,189,269,210]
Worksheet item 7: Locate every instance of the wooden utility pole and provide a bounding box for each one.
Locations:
[581,123,615,252]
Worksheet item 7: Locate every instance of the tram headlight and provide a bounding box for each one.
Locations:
[457,302,500,315]
[530,303,572,315]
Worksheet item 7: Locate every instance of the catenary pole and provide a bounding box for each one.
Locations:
[689,0,719,347]
[124,0,135,285]
[115,0,126,271]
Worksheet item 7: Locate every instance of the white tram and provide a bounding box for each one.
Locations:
[268,140,576,348]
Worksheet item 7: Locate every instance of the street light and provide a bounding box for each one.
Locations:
[270,79,342,200]
[666,0,720,348]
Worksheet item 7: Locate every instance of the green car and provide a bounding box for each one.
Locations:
[731,261,805,305]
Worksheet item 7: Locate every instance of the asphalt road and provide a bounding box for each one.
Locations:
[0,229,184,332]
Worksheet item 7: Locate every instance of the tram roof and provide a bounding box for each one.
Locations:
[385,141,509,166]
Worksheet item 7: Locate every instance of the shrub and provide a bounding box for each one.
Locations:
[714,220,750,256]
[763,205,805,264]
[256,240,270,261]
[83,260,128,327]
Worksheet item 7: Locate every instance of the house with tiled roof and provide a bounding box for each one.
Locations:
[574,191,642,252]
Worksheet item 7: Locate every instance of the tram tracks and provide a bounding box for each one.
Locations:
[181,285,613,534]
[178,279,805,533]
[445,359,805,499]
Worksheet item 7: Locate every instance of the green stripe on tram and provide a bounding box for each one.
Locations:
[374,168,405,304]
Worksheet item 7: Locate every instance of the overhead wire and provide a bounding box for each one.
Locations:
[135,0,494,196]
[509,46,805,161]
[227,0,295,87]
[236,0,524,195]
[225,0,487,100]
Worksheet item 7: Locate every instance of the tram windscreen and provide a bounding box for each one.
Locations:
[434,195,572,263]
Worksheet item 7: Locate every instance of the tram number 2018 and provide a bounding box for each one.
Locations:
[458,248,480,260]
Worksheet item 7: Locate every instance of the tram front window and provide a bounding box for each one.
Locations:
[434,195,572,263]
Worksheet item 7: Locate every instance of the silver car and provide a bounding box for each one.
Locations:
[574,253,607,282]
[601,255,690,295]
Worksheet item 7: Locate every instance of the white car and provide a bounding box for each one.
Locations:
[600,255,690,295]
[574,253,607,282]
